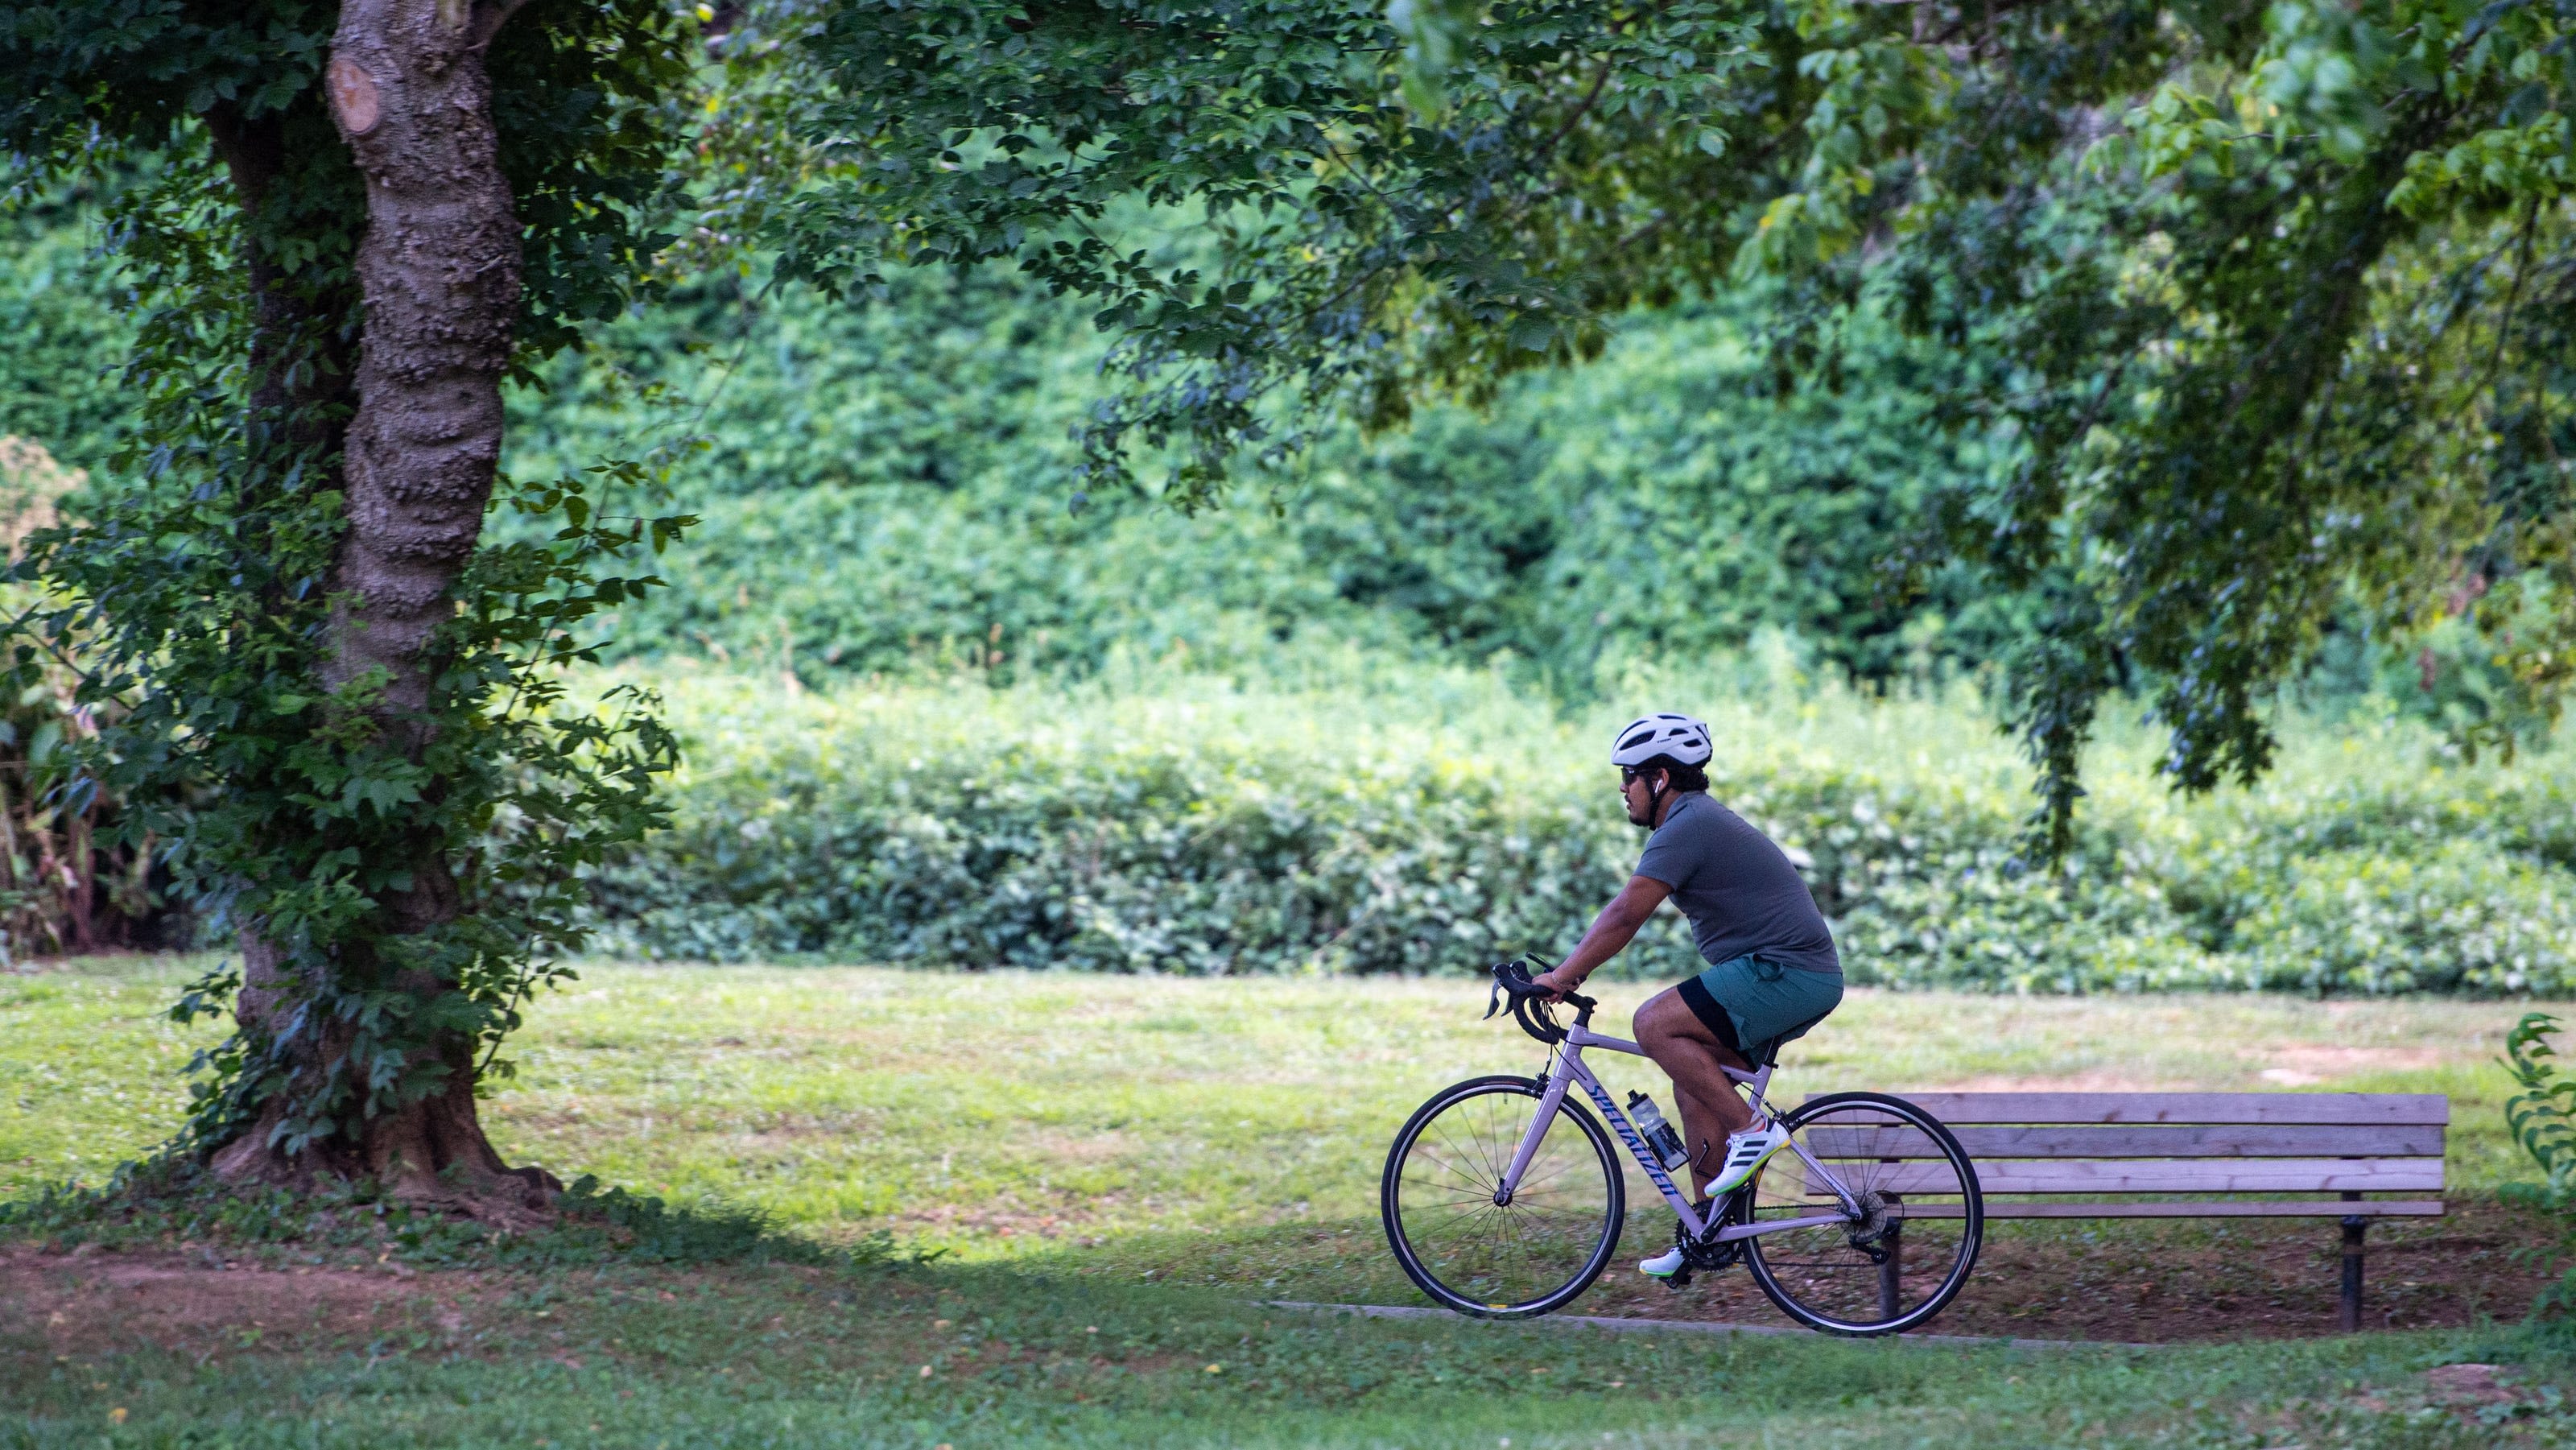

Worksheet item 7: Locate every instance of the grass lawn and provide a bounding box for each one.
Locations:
[4,958,2541,1237]
[7,958,2575,1445]
[9,1253,2571,1448]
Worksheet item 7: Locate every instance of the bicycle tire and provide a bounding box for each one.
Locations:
[1742,1091,1984,1336]
[1381,1074,1626,1320]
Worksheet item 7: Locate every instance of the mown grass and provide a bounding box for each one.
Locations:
[9,1258,2575,1448]
[3,958,2541,1250]
[7,958,2574,1445]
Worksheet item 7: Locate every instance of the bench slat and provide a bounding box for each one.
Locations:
[1802,1156,2443,1195]
[1889,1200,2447,1220]
[1840,1092,2449,1126]
[1804,1123,2446,1159]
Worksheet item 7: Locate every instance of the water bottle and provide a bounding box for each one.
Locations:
[1626,1091,1690,1172]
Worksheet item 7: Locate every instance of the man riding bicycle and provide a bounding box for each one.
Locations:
[1531,711,1843,1280]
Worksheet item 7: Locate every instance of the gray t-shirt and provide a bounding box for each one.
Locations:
[1634,791,1840,975]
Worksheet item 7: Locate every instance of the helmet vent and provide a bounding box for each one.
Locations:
[1610,711,1715,768]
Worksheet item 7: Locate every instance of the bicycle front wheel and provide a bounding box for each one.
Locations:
[1381,1075,1624,1319]
[1743,1091,1984,1336]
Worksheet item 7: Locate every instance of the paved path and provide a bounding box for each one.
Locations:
[1261,1301,2143,1350]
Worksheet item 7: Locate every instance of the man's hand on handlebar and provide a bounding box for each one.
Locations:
[1530,964,1587,1002]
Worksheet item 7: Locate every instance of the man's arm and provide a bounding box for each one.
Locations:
[1532,874,1674,998]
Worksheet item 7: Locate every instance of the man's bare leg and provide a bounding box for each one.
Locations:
[1634,989,1754,1200]
[1670,1083,1735,1196]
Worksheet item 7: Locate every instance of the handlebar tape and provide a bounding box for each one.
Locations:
[1485,958,1592,1043]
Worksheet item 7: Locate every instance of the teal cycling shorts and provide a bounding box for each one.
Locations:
[1674,954,1843,1065]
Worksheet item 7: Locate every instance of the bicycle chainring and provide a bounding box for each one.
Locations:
[1679,1196,1747,1273]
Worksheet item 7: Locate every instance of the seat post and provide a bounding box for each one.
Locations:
[1740,1063,1773,1106]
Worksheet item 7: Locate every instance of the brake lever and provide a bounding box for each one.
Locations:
[1487,960,1549,1043]
[1515,953,1596,1012]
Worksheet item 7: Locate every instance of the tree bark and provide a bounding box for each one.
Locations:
[208,0,555,1221]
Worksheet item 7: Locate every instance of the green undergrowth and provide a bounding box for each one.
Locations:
[583,659,2576,995]
[6,1259,2574,1448]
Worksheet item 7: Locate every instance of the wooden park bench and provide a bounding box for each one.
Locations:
[1831,1092,2449,1332]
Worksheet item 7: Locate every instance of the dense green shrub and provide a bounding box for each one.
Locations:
[580,663,2576,994]
[2231,847,2576,995]
[493,266,2013,690]
[0,189,133,477]
[9,201,2514,747]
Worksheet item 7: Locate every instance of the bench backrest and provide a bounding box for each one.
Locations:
[1802,1092,2448,1217]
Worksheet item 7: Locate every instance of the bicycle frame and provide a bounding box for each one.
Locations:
[1496,1018,1861,1242]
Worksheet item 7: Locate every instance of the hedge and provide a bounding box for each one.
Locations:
[576,663,2576,994]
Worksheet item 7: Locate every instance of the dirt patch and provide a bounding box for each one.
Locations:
[1569,1198,2557,1341]
[898,1200,1108,1241]
[2424,1361,2515,1404]
[2327,1361,2557,1433]
[2246,1044,2453,1086]
[1893,1050,2451,1092]
[4,1199,2559,1361]
[1934,1073,2173,1094]
[0,1249,902,1371]
[0,1247,453,1362]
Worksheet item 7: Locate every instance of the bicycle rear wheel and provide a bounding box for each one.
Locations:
[1381,1075,1624,1319]
[1742,1091,1983,1336]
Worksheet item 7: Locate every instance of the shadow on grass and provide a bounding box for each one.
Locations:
[996,1202,2573,1347]
[0,1157,913,1272]
[14,1247,2573,1450]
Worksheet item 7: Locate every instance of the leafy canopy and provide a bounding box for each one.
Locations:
[785,0,2576,849]
[780,0,1787,500]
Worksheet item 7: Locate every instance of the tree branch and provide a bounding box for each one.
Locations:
[1534,56,1616,160]
[470,0,539,49]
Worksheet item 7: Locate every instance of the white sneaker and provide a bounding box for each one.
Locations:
[1638,1245,1686,1278]
[1702,1122,1790,1196]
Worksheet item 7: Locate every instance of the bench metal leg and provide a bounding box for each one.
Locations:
[1879,1195,1903,1320]
[2339,1191,2366,1333]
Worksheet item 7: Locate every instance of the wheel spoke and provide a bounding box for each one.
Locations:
[1430,1120,1496,1192]
[1410,1200,1502,1243]
[1510,1156,1584,1194]
[1410,1150,1494,1197]
[1389,1083,1620,1314]
[1743,1097,1982,1335]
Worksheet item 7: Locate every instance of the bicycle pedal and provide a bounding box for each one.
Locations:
[1659,1266,1695,1290]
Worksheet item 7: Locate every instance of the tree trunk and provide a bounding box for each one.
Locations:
[208,0,555,1221]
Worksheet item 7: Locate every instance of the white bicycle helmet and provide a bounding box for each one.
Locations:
[1610,712,1713,768]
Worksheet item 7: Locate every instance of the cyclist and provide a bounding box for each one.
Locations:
[1531,711,1843,1280]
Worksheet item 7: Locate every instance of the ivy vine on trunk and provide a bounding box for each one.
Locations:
[2,1,702,1220]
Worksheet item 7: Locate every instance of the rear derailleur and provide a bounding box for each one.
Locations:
[1843,1190,1895,1264]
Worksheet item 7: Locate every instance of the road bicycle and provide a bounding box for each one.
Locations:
[1380,961,1983,1336]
